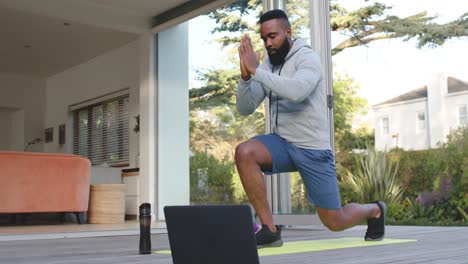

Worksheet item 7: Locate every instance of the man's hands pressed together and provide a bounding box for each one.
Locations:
[238,34,259,81]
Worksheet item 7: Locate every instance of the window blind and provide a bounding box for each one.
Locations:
[73,94,129,165]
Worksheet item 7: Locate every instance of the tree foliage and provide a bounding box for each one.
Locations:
[332,73,367,143]
[189,68,239,110]
[440,126,468,194]
[190,151,236,204]
[206,0,468,54]
[190,103,264,159]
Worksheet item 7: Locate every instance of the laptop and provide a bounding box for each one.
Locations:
[164,204,259,264]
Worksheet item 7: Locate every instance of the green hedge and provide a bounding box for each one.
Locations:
[336,126,467,225]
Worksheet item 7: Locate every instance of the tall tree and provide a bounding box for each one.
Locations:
[332,73,368,150]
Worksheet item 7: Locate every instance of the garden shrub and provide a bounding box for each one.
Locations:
[343,146,404,204]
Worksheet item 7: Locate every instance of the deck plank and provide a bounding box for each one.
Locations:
[0,225,467,263]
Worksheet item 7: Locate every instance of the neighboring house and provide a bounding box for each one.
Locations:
[373,73,468,151]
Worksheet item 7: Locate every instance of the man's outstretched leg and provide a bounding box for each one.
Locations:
[235,139,283,248]
[316,201,387,241]
[293,147,387,241]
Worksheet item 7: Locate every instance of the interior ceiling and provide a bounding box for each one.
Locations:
[87,0,188,17]
[0,0,190,78]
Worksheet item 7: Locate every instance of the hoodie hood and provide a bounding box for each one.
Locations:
[284,39,310,62]
[265,38,311,67]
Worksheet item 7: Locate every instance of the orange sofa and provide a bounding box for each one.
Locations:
[0,151,91,224]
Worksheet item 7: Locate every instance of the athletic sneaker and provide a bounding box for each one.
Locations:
[255,225,283,248]
[365,201,387,241]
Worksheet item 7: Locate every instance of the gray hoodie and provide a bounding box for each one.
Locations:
[237,39,331,150]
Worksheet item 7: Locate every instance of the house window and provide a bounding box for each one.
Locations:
[417,111,426,130]
[381,117,389,135]
[73,95,129,165]
[459,105,467,126]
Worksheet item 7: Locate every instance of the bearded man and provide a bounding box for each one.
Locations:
[236,9,386,248]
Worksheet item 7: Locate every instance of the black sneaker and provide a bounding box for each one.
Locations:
[365,201,387,241]
[255,225,283,248]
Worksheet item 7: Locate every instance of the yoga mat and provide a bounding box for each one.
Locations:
[155,237,416,257]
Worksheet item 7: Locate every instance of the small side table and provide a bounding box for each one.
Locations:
[88,184,126,224]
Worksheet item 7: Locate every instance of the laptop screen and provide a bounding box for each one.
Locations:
[164,204,259,264]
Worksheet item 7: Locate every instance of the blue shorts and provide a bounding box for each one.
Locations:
[253,133,342,209]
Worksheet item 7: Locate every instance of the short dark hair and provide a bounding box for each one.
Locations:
[259,9,291,28]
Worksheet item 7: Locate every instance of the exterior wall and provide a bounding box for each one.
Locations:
[0,73,45,152]
[374,99,429,151]
[45,41,140,168]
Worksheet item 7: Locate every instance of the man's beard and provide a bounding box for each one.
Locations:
[267,38,291,66]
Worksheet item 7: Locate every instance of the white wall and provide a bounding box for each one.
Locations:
[45,41,140,168]
[0,110,12,149]
[157,22,190,219]
[10,110,25,151]
[0,73,45,151]
[374,99,429,151]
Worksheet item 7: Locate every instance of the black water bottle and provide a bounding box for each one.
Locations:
[139,203,152,254]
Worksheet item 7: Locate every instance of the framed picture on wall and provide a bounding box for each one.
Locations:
[59,124,66,145]
[45,127,53,143]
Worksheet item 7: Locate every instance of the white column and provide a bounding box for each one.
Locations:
[156,22,190,220]
[310,0,335,152]
[138,33,157,218]
[263,0,285,10]
[427,73,448,148]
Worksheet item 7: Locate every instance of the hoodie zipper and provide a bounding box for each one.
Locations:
[269,63,284,134]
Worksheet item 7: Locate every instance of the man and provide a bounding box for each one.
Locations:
[236,9,386,248]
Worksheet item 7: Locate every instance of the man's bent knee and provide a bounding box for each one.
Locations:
[235,142,253,164]
[235,140,272,171]
[317,208,344,232]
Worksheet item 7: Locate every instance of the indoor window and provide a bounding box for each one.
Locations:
[73,95,129,165]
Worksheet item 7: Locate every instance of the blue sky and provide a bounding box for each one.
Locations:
[188,0,468,108]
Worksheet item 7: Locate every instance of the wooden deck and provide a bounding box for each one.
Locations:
[0,225,467,263]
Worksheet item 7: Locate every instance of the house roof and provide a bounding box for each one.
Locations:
[448,77,468,93]
[374,76,468,107]
[376,86,428,106]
